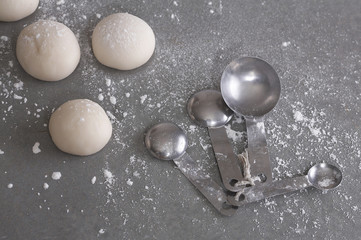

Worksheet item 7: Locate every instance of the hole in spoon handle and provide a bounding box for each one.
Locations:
[173,153,238,216]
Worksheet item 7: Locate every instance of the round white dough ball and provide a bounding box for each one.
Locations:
[16,20,80,81]
[49,99,112,156]
[92,13,155,70]
[0,0,39,22]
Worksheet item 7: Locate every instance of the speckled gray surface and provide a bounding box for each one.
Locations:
[0,0,361,239]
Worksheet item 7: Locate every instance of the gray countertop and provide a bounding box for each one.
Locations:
[1,0,360,239]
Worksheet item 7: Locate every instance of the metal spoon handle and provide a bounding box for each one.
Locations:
[245,116,272,184]
[208,126,245,192]
[173,153,238,216]
[228,175,311,206]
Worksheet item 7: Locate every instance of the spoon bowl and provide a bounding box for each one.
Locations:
[187,90,233,128]
[221,57,281,117]
[307,163,342,190]
[145,122,187,160]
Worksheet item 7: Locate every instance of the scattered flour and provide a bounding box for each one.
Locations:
[110,96,116,105]
[126,179,133,186]
[293,111,305,122]
[51,172,62,180]
[140,95,147,104]
[43,183,49,190]
[105,78,111,87]
[7,183,13,189]
[0,36,9,41]
[282,41,291,47]
[56,0,65,5]
[91,176,97,184]
[14,94,22,100]
[98,93,104,101]
[32,142,41,154]
[103,169,114,185]
[0,149,4,154]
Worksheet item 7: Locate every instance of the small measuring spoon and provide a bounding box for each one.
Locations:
[187,90,245,192]
[221,57,281,184]
[228,163,342,206]
[145,122,238,216]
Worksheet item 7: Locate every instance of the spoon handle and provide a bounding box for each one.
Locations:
[208,126,245,192]
[173,153,238,216]
[245,116,273,184]
[228,175,311,206]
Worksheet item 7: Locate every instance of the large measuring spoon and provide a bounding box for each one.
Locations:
[187,90,245,192]
[145,122,238,216]
[228,163,342,206]
[221,57,281,184]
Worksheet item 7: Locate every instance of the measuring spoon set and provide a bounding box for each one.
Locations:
[145,57,342,216]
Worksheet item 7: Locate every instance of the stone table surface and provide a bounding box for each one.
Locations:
[0,0,360,239]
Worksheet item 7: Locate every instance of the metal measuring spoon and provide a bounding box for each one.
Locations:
[145,122,238,216]
[221,57,281,184]
[187,90,245,192]
[228,163,342,206]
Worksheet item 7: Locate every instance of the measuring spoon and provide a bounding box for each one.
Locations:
[187,90,245,192]
[221,57,281,184]
[228,163,342,206]
[145,122,238,216]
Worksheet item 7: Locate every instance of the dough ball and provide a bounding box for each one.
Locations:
[16,20,80,81]
[92,13,155,70]
[49,99,112,156]
[0,0,39,22]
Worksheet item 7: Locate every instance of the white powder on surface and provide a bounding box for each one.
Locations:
[91,176,96,184]
[14,94,22,100]
[282,41,291,47]
[103,169,114,185]
[0,36,9,41]
[140,95,147,104]
[106,111,116,123]
[0,149,4,154]
[293,111,305,122]
[105,78,111,87]
[7,183,13,189]
[99,229,105,234]
[32,142,41,154]
[98,93,104,101]
[56,0,65,5]
[126,179,133,186]
[52,172,62,180]
[318,178,335,188]
[14,81,23,90]
[110,96,116,105]
[43,183,49,190]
